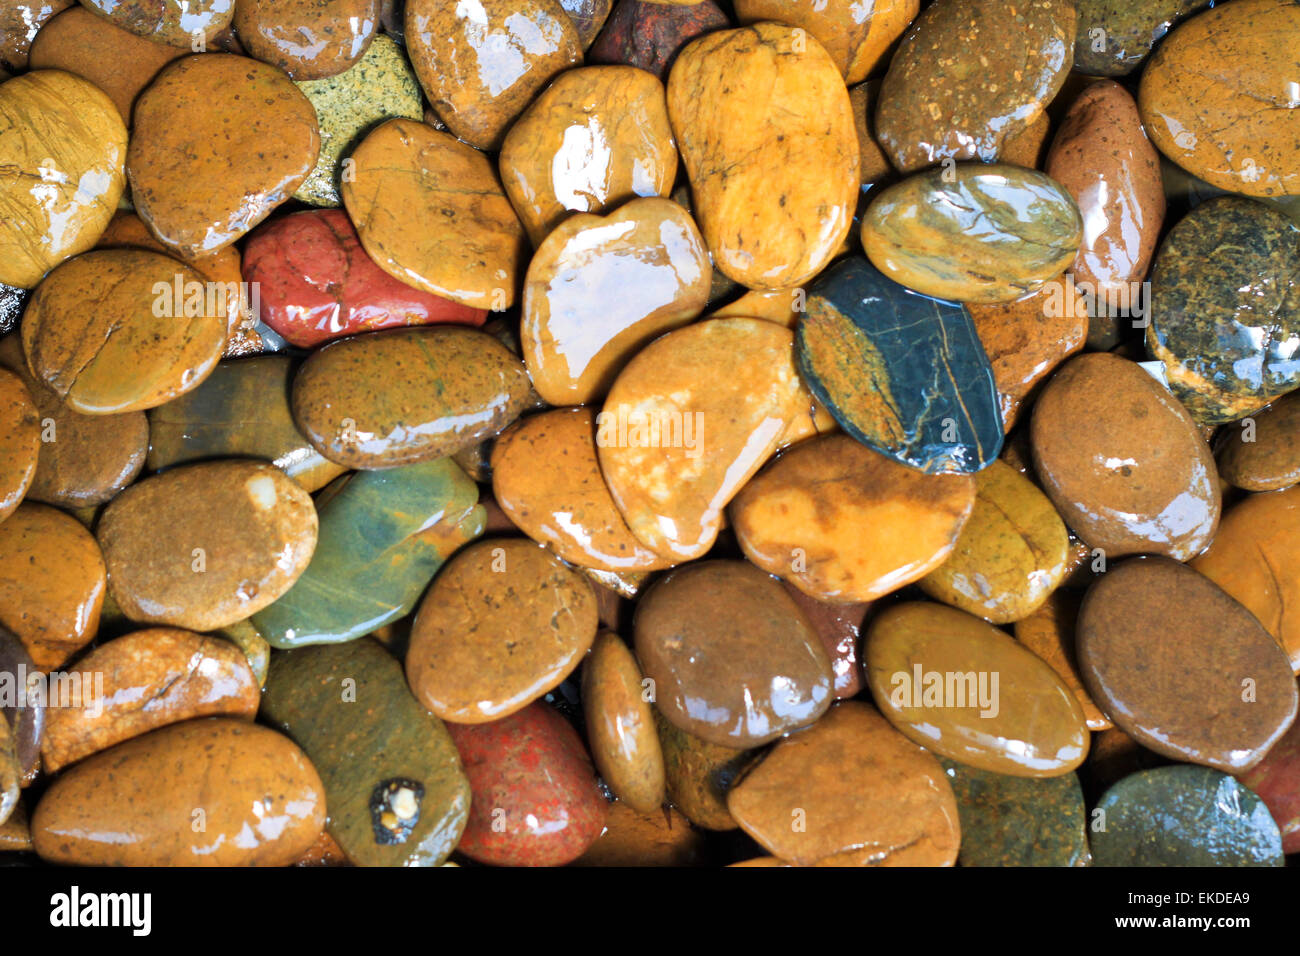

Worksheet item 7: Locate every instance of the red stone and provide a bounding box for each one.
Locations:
[588,0,729,81]
[446,701,607,866]
[242,209,486,349]
[1239,710,1300,854]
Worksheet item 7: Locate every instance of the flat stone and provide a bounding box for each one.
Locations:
[235,0,379,81]
[581,631,665,812]
[1013,590,1112,731]
[1217,390,1300,491]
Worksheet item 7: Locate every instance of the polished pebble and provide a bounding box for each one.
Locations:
[1217,391,1300,491]
[1014,590,1112,731]
[235,0,379,81]
[581,631,665,812]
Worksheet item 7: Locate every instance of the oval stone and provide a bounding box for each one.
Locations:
[405,0,582,150]
[588,0,728,80]
[447,701,607,866]
[406,539,598,724]
[865,601,1089,777]
[0,369,39,523]
[1146,197,1300,424]
[1078,557,1299,773]
[1138,0,1300,198]
[1238,717,1300,854]
[1014,590,1112,731]
[875,0,1075,173]
[521,197,709,405]
[81,0,234,47]
[1073,0,1207,76]
[292,326,530,469]
[581,631,665,813]
[655,710,755,831]
[734,0,918,84]
[235,0,379,80]
[796,256,1004,474]
[40,628,259,773]
[1030,352,1221,560]
[634,560,833,748]
[667,22,858,290]
[727,702,961,866]
[731,434,975,603]
[32,718,325,866]
[1092,766,1284,866]
[343,119,527,310]
[0,628,44,784]
[129,54,320,257]
[98,460,318,631]
[862,164,1083,303]
[1217,390,1300,491]
[0,70,126,289]
[500,66,678,246]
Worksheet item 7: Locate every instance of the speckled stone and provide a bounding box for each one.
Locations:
[0,2,74,72]
[1072,0,1207,75]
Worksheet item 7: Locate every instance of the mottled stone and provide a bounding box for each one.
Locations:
[0,1,74,72]
[587,0,728,80]
[654,709,755,831]
[1073,0,1207,75]
[559,0,612,47]
[779,583,869,700]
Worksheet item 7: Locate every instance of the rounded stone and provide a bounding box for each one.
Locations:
[235,0,379,80]
[80,0,234,47]
[587,0,728,81]
[1238,717,1300,854]
[1072,0,1207,76]
[0,628,44,784]
[581,631,665,813]
[1013,590,1112,731]
[655,710,755,831]
[0,1,74,72]
[0,368,39,523]
[1216,390,1300,491]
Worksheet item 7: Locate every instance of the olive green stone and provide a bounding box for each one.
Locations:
[147,354,346,493]
[262,639,471,866]
[1092,766,1284,867]
[293,35,424,207]
[210,619,272,687]
[1073,0,1208,76]
[655,709,757,831]
[251,458,485,649]
[940,758,1090,867]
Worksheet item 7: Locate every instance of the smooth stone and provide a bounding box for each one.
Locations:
[1092,766,1284,866]
[211,619,271,688]
[292,34,424,207]
[1030,352,1221,560]
[32,718,325,866]
[1217,391,1300,491]
[251,458,483,649]
[128,54,320,257]
[1014,590,1112,731]
[731,433,976,602]
[1146,197,1300,424]
[667,22,858,290]
[343,119,527,310]
[28,6,186,123]
[0,629,44,783]
[559,0,612,48]
[405,0,582,151]
[571,800,705,866]
[865,601,1089,777]
[0,335,146,509]
[1192,486,1300,673]
[98,460,317,631]
[796,256,1004,474]
[654,710,754,831]
[0,1,74,71]
[1073,0,1207,75]
[863,163,1082,304]
[1139,0,1300,198]
[1046,81,1165,319]
[0,70,126,289]
[22,249,226,414]
[598,318,804,560]
[81,0,233,46]
[262,639,471,866]
[407,538,598,723]
[447,701,607,866]
[244,210,484,350]
[941,758,1089,866]
[1078,556,1299,773]
[0,368,39,522]
[708,288,801,328]
[727,701,961,866]
[1238,717,1300,854]
[734,0,918,84]
[581,631,665,812]
[0,503,104,671]
[40,628,259,773]
[501,66,677,247]
[918,460,1069,624]
[779,583,868,700]
[235,0,379,80]
[490,407,675,573]
[522,198,709,405]
[292,326,530,469]
[588,0,727,80]
[999,113,1051,170]
[635,560,833,748]
[147,355,347,494]
[875,0,1075,173]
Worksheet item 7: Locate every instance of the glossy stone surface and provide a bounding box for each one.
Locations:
[128,55,319,257]
[731,434,975,602]
[559,0,612,47]
[667,22,858,290]
[727,701,961,866]
[1091,765,1284,866]
[734,0,918,84]
[875,0,1075,173]
[581,632,665,812]
[0,369,38,523]
[0,1,74,72]
[343,119,527,310]
[0,70,127,289]
[1217,390,1300,491]
[588,0,727,80]
[81,0,234,47]
[654,710,755,831]
[1030,353,1220,560]
[1014,590,1112,731]
[1238,717,1300,854]
[1146,197,1300,424]
[262,639,471,866]
[779,583,868,700]
[1079,557,1298,773]
[1073,0,1207,76]
[32,718,325,866]
[796,256,1004,474]
[252,458,483,649]
[235,0,379,80]
[634,560,833,748]
[0,629,44,784]
[866,601,1089,777]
